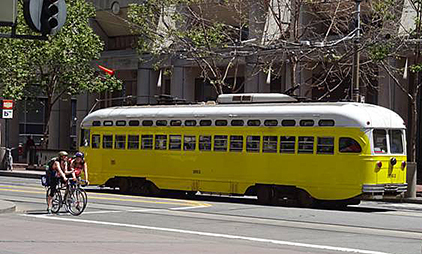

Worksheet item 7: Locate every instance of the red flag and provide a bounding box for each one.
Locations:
[98,65,114,75]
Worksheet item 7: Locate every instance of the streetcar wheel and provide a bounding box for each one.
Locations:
[119,178,130,193]
[297,190,315,208]
[257,186,272,205]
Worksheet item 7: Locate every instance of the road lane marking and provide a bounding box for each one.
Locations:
[24,214,393,254]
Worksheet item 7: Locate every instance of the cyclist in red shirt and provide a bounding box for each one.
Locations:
[69,152,89,185]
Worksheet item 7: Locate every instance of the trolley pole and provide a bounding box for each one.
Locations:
[352,0,362,102]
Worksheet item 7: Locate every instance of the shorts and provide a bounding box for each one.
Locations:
[48,177,60,197]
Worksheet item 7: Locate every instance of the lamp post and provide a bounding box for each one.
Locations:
[352,0,362,102]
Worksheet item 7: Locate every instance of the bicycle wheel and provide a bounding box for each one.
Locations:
[78,188,88,211]
[46,188,62,214]
[66,189,86,216]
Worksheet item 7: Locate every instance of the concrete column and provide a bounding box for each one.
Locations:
[299,67,312,98]
[75,93,98,147]
[245,56,267,93]
[137,68,159,104]
[49,95,72,150]
[171,66,195,101]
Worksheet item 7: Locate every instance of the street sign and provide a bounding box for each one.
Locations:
[2,99,13,109]
[2,110,13,119]
[0,0,17,27]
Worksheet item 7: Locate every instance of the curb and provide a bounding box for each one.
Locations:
[0,201,16,214]
[0,171,43,179]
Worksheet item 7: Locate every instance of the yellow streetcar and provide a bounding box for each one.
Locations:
[79,94,407,206]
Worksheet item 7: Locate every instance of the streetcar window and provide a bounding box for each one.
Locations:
[280,136,295,153]
[156,120,167,126]
[298,136,314,154]
[115,135,126,149]
[185,120,197,126]
[373,129,387,153]
[129,120,140,126]
[155,135,167,150]
[92,134,100,149]
[103,121,113,126]
[141,135,153,149]
[263,136,277,153]
[318,120,335,126]
[80,129,90,147]
[214,135,228,151]
[170,120,182,126]
[215,120,228,126]
[199,135,212,151]
[230,135,243,152]
[339,138,361,153]
[142,120,153,126]
[231,120,244,126]
[247,120,261,126]
[169,135,182,150]
[103,135,113,149]
[281,120,296,126]
[92,121,101,126]
[128,135,139,149]
[246,136,260,152]
[116,120,126,126]
[317,137,334,154]
[264,120,278,126]
[389,130,404,154]
[300,120,314,127]
[184,136,196,151]
[200,120,212,126]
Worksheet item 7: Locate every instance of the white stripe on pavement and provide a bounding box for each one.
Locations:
[24,214,393,254]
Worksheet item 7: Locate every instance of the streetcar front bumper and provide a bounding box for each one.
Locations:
[362,183,407,198]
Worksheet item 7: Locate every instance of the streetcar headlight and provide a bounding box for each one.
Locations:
[376,161,382,169]
[401,161,407,170]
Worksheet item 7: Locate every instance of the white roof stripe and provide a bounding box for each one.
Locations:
[81,102,405,129]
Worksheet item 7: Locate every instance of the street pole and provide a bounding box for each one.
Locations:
[352,0,362,102]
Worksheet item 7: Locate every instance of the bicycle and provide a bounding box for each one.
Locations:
[46,179,88,216]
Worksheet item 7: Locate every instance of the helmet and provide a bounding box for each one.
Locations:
[58,151,68,157]
[75,152,84,158]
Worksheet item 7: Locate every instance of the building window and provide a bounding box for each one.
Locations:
[298,136,314,154]
[92,134,100,149]
[155,135,167,150]
[231,120,244,126]
[230,135,243,152]
[263,136,277,153]
[103,135,113,149]
[247,120,261,126]
[169,135,182,150]
[264,120,278,126]
[317,137,334,154]
[184,135,196,151]
[199,135,212,151]
[246,136,260,152]
[128,135,139,149]
[281,120,296,126]
[339,137,361,153]
[280,136,295,153]
[214,135,228,151]
[141,135,153,149]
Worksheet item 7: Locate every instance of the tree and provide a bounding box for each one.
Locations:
[0,0,122,148]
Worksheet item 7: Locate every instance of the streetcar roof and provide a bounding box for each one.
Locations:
[81,102,405,129]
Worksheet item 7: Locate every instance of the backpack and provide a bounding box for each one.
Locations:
[41,157,58,187]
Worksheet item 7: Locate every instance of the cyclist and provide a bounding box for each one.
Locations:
[46,151,73,213]
[70,152,89,185]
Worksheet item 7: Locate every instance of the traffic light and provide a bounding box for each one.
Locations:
[23,0,66,35]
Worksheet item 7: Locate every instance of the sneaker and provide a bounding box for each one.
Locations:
[46,208,52,214]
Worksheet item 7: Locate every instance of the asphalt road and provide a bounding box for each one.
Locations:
[0,176,421,254]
